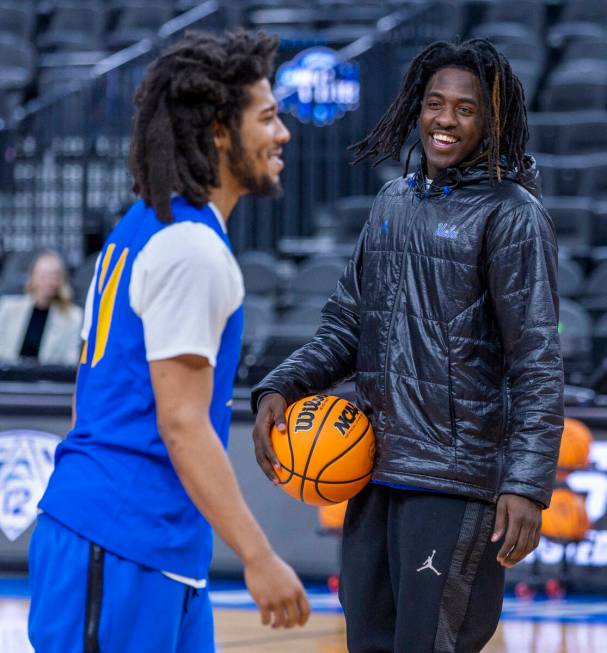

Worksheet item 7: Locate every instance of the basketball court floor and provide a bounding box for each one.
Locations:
[2,577,606,652]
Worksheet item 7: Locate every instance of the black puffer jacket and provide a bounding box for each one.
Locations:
[252,157,564,507]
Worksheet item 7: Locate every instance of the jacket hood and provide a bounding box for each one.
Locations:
[409,154,541,200]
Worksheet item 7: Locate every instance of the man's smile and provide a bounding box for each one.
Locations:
[429,131,460,150]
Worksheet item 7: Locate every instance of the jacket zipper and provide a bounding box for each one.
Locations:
[447,349,457,444]
[499,356,508,441]
[382,199,424,397]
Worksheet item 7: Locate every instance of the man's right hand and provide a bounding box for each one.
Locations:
[252,392,287,483]
[244,548,310,628]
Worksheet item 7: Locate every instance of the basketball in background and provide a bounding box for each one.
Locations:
[558,417,592,469]
[270,394,375,506]
[541,487,590,542]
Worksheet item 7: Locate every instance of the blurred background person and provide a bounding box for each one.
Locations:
[0,249,82,365]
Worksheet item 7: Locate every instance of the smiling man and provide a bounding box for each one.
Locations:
[252,39,563,651]
[28,31,310,653]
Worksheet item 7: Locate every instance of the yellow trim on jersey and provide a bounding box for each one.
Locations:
[92,248,129,367]
[98,243,115,293]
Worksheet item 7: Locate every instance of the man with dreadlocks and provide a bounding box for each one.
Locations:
[29,31,310,652]
[252,39,563,651]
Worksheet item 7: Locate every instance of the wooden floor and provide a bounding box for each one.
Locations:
[4,598,607,652]
[215,609,607,652]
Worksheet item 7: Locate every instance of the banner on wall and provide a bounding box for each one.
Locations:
[519,441,607,571]
[274,47,360,126]
[0,430,60,541]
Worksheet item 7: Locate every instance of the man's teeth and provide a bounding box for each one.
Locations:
[433,134,457,144]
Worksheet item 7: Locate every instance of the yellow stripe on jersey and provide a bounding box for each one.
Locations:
[80,340,88,365]
[92,247,129,367]
[98,243,116,293]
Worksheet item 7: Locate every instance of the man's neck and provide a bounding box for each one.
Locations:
[208,188,239,223]
[209,159,245,222]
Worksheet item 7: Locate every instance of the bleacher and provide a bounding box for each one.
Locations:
[1,0,607,389]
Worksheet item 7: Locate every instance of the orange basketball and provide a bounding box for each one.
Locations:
[270,394,375,506]
[558,417,592,469]
[541,488,590,542]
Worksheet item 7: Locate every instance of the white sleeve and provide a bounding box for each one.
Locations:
[81,255,100,341]
[130,222,244,365]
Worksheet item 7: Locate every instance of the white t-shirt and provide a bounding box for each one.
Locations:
[81,203,244,587]
[82,204,244,368]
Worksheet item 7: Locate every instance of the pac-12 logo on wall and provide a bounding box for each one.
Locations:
[0,430,60,541]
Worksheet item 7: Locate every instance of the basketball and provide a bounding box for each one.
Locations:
[270,394,375,506]
[541,488,590,542]
[558,418,593,469]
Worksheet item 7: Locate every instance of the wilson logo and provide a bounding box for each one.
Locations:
[334,403,360,436]
[434,223,458,240]
[295,395,328,432]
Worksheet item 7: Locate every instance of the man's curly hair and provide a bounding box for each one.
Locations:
[129,30,279,222]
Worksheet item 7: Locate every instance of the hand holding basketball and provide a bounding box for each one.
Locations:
[253,392,288,483]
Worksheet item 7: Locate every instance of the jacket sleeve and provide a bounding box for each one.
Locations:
[250,223,366,413]
[486,200,564,508]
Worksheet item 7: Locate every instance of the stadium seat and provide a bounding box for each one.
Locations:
[106,2,173,51]
[527,113,563,155]
[0,250,37,295]
[557,257,585,298]
[591,312,607,368]
[540,66,607,113]
[240,294,275,381]
[0,2,35,42]
[471,23,545,66]
[485,0,546,34]
[548,2,607,47]
[246,7,318,31]
[0,34,36,93]
[562,35,607,63]
[549,24,607,53]
[237,251,282,297]
[374,0,462,42]
[579,261,607,317]
[581,158,607,199]
[558,297,593,384]
[315,3,386,27]
[0,88,23,123]
[37,51,106,96]
[543,197,593,257]
[37,3,107,52]
[559,0,607,24]
[290,257,346,298]
[536,154,607,198]
[330,195,375,241]
[72,251,98,307]
[593,201,607,251]
[558,112,607,155]
[508,59,541,107]
[257,296,326,373]
[529,112,607,156]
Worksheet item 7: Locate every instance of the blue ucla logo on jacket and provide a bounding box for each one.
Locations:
[434,223,458,240]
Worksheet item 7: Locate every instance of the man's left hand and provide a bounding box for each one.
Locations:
[492,494,542,568]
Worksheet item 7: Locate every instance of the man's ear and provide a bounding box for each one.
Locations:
[213,121,229,151]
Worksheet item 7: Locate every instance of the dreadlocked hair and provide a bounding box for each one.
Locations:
[350,38,528,182]
[129,29,279,222]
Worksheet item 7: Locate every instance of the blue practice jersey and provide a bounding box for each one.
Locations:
[40,197,244,579]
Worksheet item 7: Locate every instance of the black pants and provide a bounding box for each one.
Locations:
[339,485,504,653]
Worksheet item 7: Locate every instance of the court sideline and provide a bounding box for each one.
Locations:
[2,584,607,653]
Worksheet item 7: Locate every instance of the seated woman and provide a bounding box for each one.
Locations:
[0,250,83,365]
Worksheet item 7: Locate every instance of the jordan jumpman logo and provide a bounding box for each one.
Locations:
[416,550,442,576]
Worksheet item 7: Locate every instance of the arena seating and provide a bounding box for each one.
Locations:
[2,0,607,388]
